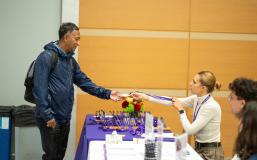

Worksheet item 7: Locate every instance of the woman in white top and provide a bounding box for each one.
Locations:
[132,71,224,160]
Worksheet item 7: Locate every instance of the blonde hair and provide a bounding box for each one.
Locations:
[197,71,221,93]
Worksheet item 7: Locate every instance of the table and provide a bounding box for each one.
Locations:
[87,141,203,160]
[75,115,156,160]
[75,115,203,160]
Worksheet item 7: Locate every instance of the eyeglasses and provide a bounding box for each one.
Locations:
[228,93,240,101]
[227,94,232,101]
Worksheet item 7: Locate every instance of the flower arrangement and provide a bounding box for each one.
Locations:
[121,96,144,116]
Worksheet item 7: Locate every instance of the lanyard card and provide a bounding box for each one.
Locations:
[176,133,188,160]
[144,112,154,139]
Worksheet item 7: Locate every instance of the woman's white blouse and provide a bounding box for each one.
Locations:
[148,94,222,143]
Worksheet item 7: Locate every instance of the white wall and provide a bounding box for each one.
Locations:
[0,0,61,106]
[61,0,79,159]
[0,0,79,159]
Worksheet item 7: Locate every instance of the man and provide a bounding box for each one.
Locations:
[228,77,257,116]
[33,22,121,160]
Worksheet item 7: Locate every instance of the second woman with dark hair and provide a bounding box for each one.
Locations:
[234,101,257,160]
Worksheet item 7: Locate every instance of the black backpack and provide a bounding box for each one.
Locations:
[24,51,75,104]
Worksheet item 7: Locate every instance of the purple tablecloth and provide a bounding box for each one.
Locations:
[74,115,173,160]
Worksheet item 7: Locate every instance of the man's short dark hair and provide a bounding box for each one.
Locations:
[59,22,79,40]
[229,77,257,101]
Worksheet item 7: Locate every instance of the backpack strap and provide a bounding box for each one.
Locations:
[48,50,58,73]
[71,57,76,69]
[48,50,76,73]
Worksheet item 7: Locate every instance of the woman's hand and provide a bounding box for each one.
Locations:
[172,97,184,111]
[130,92,149,101]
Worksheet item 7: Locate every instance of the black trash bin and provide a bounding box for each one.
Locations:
[13,105,36,127]
[13,105,43,160]
[0,106,15,160]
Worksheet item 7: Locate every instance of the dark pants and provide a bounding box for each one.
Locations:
[36,118,70,160]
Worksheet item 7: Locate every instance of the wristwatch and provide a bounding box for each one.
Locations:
[179,110,185,114]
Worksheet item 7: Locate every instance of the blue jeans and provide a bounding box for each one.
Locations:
[36,118,70,160]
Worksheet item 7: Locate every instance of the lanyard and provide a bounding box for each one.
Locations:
[148,94,173,101]
[193,94,211,121]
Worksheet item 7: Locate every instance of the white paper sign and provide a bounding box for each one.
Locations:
[145,112,153,136]
[105,131,123,144]
[1,117,10,129]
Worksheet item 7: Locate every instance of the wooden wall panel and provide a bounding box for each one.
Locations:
[79,0,189,31]
[189,40,257,90]
[76,94,184,144]
[78,36,189,89]
[191,0,257,33]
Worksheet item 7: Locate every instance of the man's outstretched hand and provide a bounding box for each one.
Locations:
[110,90,124,101]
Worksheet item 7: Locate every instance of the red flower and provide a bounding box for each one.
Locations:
[134,103,141,112]
[122,100,129,108]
